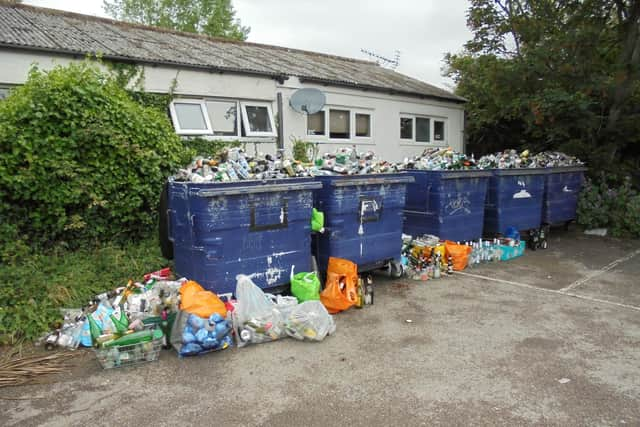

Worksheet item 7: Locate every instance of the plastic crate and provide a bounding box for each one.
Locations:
[497,241,526,261]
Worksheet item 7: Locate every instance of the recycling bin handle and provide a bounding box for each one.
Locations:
[250,200,289,232]
[195,181,321,197]
[359,198,382,223]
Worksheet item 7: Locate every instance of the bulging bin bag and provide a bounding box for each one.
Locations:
[285,301,336,342]
[291,272,321,302]
[320,257,358,314]
[233,275,287,347]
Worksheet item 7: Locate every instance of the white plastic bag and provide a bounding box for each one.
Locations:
[233,275,287,347]
[285,300,336,342]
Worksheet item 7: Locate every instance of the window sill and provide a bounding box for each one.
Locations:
[307,139,377,146]
[399,142,449,147]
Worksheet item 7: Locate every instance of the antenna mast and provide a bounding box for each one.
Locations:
[360,49,401,70]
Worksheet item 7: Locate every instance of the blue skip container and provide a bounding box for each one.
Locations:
[403,170,491,242]
[483,169,547,235]
[313,174,413,275]
[542,166,587,225]
[167,178,321,295]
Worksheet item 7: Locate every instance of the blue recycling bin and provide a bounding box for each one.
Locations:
[313,173,414,275]
[542,166,587,225]
[403,170,491,242]
[483,169,547,235]
[167,178,322,295]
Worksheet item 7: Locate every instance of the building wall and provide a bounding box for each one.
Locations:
[0,48,465,161]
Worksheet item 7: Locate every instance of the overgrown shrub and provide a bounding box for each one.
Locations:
[0,61,191,253]
[0,237,167,342]
[577,178,640,237]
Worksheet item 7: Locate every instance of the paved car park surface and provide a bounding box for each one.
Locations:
[2,230,639,426]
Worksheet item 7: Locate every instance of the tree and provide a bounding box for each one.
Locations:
[103,0,250,41]
[445,0,640,185]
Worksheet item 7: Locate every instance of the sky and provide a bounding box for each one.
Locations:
[23,0,472,91]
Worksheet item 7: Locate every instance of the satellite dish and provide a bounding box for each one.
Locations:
[289,88,326,114]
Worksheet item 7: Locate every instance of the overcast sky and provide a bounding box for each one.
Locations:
[23,0,472,91]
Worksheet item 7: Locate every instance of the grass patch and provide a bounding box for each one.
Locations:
[0,236,169,344]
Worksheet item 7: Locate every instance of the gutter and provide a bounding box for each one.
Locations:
[298,77,467,104]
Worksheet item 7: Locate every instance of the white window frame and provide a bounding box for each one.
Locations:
[399,114,415,141]
[240,101,277,137]
[306,110,327,137]
[205,99,241,138]
[0,84,12,100]
[399,114,448,144]
[353,110,373,140]
[307,107,375,142]
[169,99,213,135]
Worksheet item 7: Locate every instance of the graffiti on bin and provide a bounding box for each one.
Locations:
[562,185,573,193]
[513,179,532,199]
[247,250,298,285]
[445,193,471,215]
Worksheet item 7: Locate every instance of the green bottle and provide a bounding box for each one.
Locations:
[102,329,162,348]
[87,314,102,346]
[109,308,129,335]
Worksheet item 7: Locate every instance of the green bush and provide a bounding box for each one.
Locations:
[0,61,191,253]
[577,178,640,237]
[0,237,167,343]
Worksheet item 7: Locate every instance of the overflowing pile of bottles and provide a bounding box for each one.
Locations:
[173,147,402,183]
[401,147,479,170]
[39,268,181,352]
[401,235,454,281]
[477,149,584,169]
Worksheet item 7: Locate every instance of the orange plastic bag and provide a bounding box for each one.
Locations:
[180,280,227,318]
[444,240,472,271]
[320,257,358,314]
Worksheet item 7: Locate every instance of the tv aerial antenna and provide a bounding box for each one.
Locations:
[360,49,401,70]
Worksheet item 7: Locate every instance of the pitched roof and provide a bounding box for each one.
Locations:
[0,2,465,103]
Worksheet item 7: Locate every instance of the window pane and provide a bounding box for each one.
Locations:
[206,101,237,136]
[0,87,10,100]
[355,113,371,137]
[245,105,272,132]
[416,117,430,142]
[434,120,445,141]
[307,111,325,135]
[400,117,413,139]
[174,103,208,130]
[329,109,350,139]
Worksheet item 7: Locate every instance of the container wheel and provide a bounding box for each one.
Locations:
[159,182,173,260]
[389,260,404,278]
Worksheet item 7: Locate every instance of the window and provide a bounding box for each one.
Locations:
[329,109,350,139]
[400,114,447,143]
[170,99,276,138]
[169,100,211,135]
[206,100,237,136]
[0,86,11,100]
[240,102,277,137]
[400,117,413,139]
[416,117,430,142]
[434,120,445,141]
[307,111,325,136]
[355,113,371,137]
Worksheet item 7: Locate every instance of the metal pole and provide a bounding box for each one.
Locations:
[276,92,285,151]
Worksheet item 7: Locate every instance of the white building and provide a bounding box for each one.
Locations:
[0,3,466,161]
